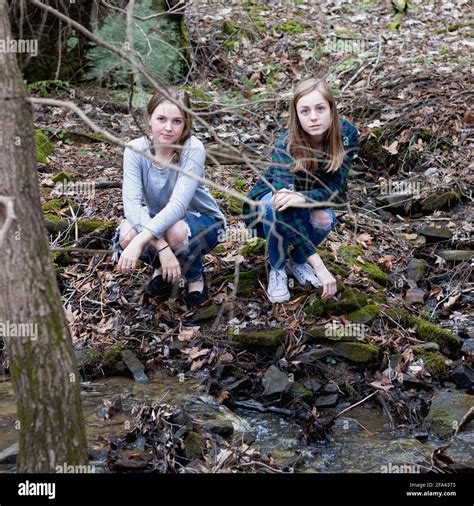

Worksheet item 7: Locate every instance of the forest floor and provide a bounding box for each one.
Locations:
[1,0,473,472]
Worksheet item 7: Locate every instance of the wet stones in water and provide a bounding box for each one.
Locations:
[0,443,19,465]
[263,365,291,396]
[97,394,123,420]
[405,258,428,283]
[449,363,474,392]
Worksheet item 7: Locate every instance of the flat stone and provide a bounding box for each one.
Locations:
[376,193,414,212]
[405,258,428,283]
[438,250,473,262]
[416,225,453,242]
[294,347,333,364]
[121,350,148,382]
[423,389,474,439]
[405,288,426,304]
[315,394,338,407]
[323,384,339,394]
[401,374,433,391]
[263,365,290,396]
[302,378,322,392]
[0,443,19,465]
[231,328,286,348]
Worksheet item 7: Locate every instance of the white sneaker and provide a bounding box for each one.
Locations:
[267,268,290,303]
[286,261,322,288]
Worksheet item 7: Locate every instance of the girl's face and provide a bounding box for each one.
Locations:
[148,101,185,146]
[296,89,332,144]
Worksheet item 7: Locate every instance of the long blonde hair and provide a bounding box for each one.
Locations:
[286,78,344,174]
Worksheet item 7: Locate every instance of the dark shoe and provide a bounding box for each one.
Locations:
[184,280,209,308]
[147,274,173,299]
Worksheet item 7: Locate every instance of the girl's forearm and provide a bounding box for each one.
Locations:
[307,252,327,272]
[132,229,167,249]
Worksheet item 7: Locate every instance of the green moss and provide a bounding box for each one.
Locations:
[43,213,68,233]
[77,219,115,236]
[213,243,226,254]
[339,245,389,286]
[305,297,327,318]
[413,349,449,376]
[347,304,380,324]
[51,250,71,268]
[230,328,286,347]
[241,237,266,257]
[52,171,73,184]
[181,86,213,109]
[35,130,54,164]
[420,191,461,212]
[211,191,243,215]
[277,20,309,34]
[212,269,261,297]
[330,342,381,364]
[103,340,128,369]
[327,288,368,315]
[183,431,205,458]
[409,317,462,357]
[42,198,63,213]
[27,80,70,97]
[233,178,246,190]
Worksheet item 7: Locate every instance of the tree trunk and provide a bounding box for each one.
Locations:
[0,0,88,472]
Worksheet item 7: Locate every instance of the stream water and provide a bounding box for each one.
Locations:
[1,375,472,473]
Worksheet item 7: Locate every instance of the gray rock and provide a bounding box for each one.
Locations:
[121,350,148,382]
[263,365,290,396]
[323,384,339,394]
[438,250,473,262]
[424,167,438,177]
[302,378,322,392]
[416,225,453,242]
[0,443,19,465]
[423,390,474,439]
[462,339,474,359]
[449,363,474,390]
[376,193,413,212]
[405,288,426,304]
[405,258,428,282]
[315,394,338,407]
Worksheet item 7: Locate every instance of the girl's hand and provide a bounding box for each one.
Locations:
[311,264,337,300]
[116,239,144,271]
[159,246,181,284]
[271,189,306,211]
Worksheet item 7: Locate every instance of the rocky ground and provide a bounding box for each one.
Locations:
[1,0,472,472]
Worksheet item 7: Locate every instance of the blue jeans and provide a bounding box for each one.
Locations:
[175,212,226,282]
[256,191,337,269]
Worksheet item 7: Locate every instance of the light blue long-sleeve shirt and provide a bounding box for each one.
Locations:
[122,135,226,239]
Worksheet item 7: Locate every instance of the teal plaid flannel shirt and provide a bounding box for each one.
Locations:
[243,118,358,261]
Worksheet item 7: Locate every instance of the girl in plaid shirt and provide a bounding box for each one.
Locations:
[243,77,358,303]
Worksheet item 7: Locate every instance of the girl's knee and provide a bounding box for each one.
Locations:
[165,220,190,247]
[310,209,336,230]
[119,220,137,248]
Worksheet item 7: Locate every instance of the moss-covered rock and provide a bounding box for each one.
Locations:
[212,268,262,297]
[229,328,285,348]
[188,304,220,323]
[43,213,69,234]
[339,245,389,286]
[385,308,462,358]
[51,250,71,268]
[307,325,357,342]
[277,20,309,34]
[413,349,450,377]
[241,237,266,257]
[347,304,380,324]
[182,431,205,458]
[52,171,73,184]
[329,342,381,365]
[421,191,460,213]
[305,287,368,318]
[42,198,63,213]
[35,129,54,164]
[77,219,115,237]
[210,191,244,216]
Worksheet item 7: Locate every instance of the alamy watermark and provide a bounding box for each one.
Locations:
[380,181,422,197]
[326,36,369,54]
[0,320,38,340]
[381,463,421,474]
[0,37,38,57]
[325,322,365,339]
[52,181,96,197]
[55,463,96,473]
[217,228,257,243]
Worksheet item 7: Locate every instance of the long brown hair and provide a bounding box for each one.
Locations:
[146,87,193,148]
[286,78,344,174]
